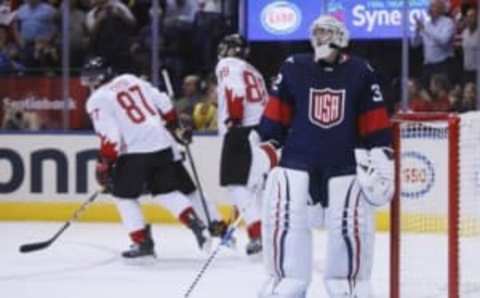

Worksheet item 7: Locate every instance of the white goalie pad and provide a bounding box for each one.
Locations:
[248,130,279,191]
[261,167,312,297]
[324,279,371,298]
[354,147,394,207]
[259,276,308,298]
[324,175,375,298]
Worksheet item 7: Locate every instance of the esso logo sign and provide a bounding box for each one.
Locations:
[401,151,435,199]
[261,1,302,35]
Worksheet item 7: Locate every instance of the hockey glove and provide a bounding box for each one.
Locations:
[208,220,228,237]
[173,126,193,145]
[95,157,114,193]
[355,147,394,207]
[224,117,241,129]
[208,220,237,249]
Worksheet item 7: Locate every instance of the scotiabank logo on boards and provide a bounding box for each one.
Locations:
[401,151,435,199]
[261,1,302,35]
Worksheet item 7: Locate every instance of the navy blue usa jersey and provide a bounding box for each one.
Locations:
[259,53,391,173]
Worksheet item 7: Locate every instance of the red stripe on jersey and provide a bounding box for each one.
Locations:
[225,88,244,123]
[263,96,292,126]
[358,107,390,136]
[162,109,178,125]
[99,134,118,161]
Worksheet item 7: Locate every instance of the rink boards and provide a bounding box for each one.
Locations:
[0,133,392,229]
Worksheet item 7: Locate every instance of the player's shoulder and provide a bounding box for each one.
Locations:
[86,74,139,112]
[216,57,247,73]
[279,53,314,74]
[110,73,142,86]
[344,55,376,74]
[283,53,314,66]
[85,88,105,113]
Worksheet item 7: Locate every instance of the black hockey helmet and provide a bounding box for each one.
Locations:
[80,56,113,88]
[217,33,249,59]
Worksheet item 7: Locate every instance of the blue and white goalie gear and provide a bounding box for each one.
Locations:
[259,276,308,298]
[355,147,395,207]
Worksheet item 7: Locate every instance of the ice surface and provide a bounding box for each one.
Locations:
[1,222,390,298]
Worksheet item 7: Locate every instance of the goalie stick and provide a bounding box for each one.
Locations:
[184,213,243,298]
[19,190,101,253]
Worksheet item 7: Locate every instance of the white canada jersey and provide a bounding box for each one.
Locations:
[215,57,268,135]
[86,74,174,157]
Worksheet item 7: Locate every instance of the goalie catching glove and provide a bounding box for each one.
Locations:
[355,147,394,206]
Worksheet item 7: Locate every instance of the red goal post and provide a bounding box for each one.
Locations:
[390,112,480,298]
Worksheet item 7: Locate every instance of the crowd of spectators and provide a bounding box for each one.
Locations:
[0,0,237,130]
[0,0,478,131]
[402,0,478,113]
[0,0,235,75]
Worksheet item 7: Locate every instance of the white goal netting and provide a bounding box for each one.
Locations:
[393,112,480,298]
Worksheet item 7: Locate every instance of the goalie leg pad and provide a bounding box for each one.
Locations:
[258,276,308,298]
[262,167,313,295]
[324,279,371,298]
[324,175,375,297]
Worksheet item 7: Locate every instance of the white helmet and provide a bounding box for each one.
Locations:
[310,15,349,61]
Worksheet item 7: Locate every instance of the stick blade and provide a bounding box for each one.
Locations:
[19,241,52,253]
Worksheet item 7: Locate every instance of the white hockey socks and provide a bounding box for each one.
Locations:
[154,191,192,218]
[115,198,145,233]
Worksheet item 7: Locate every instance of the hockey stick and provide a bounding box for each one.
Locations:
[160,68,214,227]
[184,144,212,226]
[19,190,101,253]
[184,213,243,298]
[161,68,175,98]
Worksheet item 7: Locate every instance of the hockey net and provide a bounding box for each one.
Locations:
[391,112,480,298]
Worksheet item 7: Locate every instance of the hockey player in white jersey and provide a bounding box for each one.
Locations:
[82,57,212,259]
[215,34,278,257]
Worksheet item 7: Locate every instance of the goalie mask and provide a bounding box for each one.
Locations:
[81,56,113,89]
[217,34,249,60]
[310,15,349,62]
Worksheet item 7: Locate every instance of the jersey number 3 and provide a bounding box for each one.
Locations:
[116,85,156,123]
[371,84,384,102]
